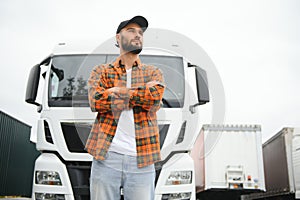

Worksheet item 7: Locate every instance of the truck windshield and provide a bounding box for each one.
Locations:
[48,54,185,108]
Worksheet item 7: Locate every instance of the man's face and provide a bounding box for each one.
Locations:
[118,23,144,54]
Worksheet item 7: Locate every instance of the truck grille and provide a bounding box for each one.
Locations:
[66,162,91,200]
[62,123,170,200]
[61,122,170,153]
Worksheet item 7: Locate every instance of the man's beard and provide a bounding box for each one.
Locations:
[121,37,143,54]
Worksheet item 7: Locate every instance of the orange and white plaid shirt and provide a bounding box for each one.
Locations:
[85,56,165,168]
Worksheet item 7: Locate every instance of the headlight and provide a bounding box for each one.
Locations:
[36,171,62,185]
[162,192,191,200]
[166,171,192,185]
[35,193,65,200]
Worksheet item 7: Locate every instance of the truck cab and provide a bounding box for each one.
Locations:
[25,38,210,200]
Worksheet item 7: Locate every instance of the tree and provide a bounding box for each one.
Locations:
[75,76,88,96]
[63,77,76,97]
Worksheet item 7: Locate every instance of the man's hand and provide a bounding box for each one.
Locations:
[108,87,128,98]
[107,87,122,97]
[146,81,161,87]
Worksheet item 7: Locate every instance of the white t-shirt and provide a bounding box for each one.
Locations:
[108,69,137,156]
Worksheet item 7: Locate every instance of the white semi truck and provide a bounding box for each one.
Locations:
[25,35,265,200]
[25,37,210,200]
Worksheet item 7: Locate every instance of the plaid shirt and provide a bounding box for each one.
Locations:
[85,56,165,168]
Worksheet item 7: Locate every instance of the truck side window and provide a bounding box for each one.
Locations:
[50,70,59,98]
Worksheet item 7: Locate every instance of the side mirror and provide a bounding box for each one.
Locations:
[195,66,209,105]
[188,63,210,113]
[25,64,41,106]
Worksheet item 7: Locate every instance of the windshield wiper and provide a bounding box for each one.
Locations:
[51,96,72,101]
[51,96,174,108]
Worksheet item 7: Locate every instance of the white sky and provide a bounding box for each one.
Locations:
[0,0,299,142]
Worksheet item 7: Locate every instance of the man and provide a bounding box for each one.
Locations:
[85,16,165,200]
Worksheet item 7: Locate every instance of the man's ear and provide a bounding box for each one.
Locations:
[116,34,120,45]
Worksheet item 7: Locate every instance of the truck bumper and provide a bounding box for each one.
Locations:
[155,153,195,200]
[31,153,74,200]
[32,152,196,200]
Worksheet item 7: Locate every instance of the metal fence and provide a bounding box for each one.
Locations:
[0,110,40,197]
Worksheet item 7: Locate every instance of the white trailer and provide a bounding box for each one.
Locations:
[242,127,300,200]
[191,124,265,199]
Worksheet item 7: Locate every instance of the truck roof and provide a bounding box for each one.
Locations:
[51,31,184,58]
[52,40,180,57]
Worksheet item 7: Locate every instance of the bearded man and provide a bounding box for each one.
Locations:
[85,16,165,200]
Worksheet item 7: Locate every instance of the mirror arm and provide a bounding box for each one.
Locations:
[189,103,200,114]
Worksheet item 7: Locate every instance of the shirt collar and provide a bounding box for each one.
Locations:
[113,56,142,70]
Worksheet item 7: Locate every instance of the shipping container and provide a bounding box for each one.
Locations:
[192,124,265,199]
[0,110,40,197]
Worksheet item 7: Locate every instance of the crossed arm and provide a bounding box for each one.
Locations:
[88,66,165,113]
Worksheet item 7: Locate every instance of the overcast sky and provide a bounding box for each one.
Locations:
[0,0,299,142]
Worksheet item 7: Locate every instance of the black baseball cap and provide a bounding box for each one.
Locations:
[116,16,148,34]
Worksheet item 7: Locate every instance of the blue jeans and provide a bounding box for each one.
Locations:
[90,151,155,200]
